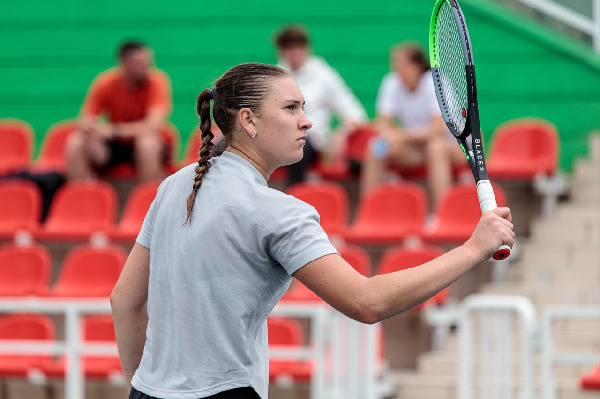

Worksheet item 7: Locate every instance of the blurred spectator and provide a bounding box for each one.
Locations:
[359,41,465,207]
[274,24,368,185]
[66,40,172,181]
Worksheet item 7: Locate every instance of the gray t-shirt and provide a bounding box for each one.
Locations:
[132,151,338,398]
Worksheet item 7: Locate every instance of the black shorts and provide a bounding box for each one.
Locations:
[98,139,169,170]
[129,386,259,399]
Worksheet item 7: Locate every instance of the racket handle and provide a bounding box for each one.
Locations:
[476,180,511,261]
[476,180,498,213]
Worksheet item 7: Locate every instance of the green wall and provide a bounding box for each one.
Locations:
[1,0,598,170]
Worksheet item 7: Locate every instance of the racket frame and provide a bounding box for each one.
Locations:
[429,0,510,260]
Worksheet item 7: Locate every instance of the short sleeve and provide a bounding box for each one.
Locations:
[375,74,398,117]
[323,66,367,124]
[266,198,339,276]
[136,196,159,249]
[81,74,107,117]
[148,71,172,114]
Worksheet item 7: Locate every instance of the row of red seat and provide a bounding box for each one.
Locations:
[0,177,504,245]
[287,180,507,245]
[0,240,442,384]
[0,243,125,297]
[0,119,183,178]
[0,117,560,181]
[0,240,449,306]
[0,179,158,242]
[0,312,316,384]
[0,313,121,380]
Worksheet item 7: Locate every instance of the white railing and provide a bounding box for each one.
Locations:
[0,298,391,399]
[541,306,600,399]
[512,0,600,53]
[458,294,538,399]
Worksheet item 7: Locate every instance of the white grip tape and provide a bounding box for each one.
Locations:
[476,180,498,213]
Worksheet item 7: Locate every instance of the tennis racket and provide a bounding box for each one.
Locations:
[429,0,510,260]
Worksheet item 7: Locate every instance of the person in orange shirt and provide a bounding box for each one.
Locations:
[66,40,172,181]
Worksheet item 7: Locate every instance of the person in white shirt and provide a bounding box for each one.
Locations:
[275,25,368,185]
[360,42,466,207]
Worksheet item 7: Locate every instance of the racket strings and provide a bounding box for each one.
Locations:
[434,3,468,134]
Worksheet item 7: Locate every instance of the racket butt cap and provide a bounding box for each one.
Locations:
[493,246,511,260]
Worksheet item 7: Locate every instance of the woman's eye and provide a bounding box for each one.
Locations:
[287,105,296,110]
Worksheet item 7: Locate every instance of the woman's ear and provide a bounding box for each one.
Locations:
[238,108,258,138]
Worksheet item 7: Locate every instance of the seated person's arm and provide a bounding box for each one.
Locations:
[397,114,446,145]
[109,109,167,139]
[375,114,401,137]
[76,109,167,140]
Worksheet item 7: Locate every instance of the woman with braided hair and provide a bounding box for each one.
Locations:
[111,63,514,399]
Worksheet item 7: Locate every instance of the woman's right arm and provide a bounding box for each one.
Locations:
[110,243,150,391]
[293,208,514,324]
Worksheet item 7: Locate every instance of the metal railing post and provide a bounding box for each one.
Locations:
[458,294,537,399]
[541,306,600,399]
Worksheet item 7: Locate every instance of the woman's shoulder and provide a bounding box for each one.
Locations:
[256,184,316,216]
[379,72,403,91]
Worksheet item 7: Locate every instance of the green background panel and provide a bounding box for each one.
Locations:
[0,0,598,169]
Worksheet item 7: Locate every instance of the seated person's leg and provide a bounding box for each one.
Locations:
[135,133,164,181]
[360,134,424,195]
[65,130,110,181]
[425,136,465,207]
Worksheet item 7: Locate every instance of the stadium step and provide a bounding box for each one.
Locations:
[391,132,600,399]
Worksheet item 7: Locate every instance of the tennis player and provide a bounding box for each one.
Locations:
[111,63,514,399]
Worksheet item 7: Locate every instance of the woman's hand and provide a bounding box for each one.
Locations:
[464,207,515,263]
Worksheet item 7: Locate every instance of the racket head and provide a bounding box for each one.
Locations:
[429,0,474,141]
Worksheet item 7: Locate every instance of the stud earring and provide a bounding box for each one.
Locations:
[252,130,256,139]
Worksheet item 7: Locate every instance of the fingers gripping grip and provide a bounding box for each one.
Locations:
[476,180,511,260]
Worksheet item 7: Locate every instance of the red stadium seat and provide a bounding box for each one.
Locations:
[345,124,378,166]
[267,317,312,383]
[48,244,126,297]
[0,119,33,176]
[0,244,50,296]
[38,180,117,240]
[286,181,349,237]
[309,124,379,180]
[0,313,55,378]
[580,363,600,390]
[103,123,181,178]
[422,182,507,244]
[280,280,323,303]
[309,157,351,181]
[391,163,471,181]
[0,179,42,238]
[486,118,558,180]
[33,120,77,173]
[44,315,123,380]
[344,182,427,245]
[110,180,161,242]
[338,244,371,277]
[81,315,122,379]
[376,245,447,309]
[181,125,226,168]
[182,128,202,167]
[281,246,370,303]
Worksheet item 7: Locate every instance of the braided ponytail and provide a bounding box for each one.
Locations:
[184,88,214,225]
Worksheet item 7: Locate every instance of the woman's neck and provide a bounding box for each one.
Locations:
[225,146,272,181]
